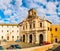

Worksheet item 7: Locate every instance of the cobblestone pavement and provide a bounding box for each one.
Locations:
[0,43,54,51]
[0,41,59,51]
[1,41,39,49]
[45,43,60,51]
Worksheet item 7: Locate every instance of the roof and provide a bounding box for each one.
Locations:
[28,8,36,12]
[0,24,18,26]
[46,20,52,24]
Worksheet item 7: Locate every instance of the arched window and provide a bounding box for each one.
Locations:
[7,30,9,32]
[12,36,14,38]
[50,28,52,31]
[12,30,14,32]
[7,36,9,40]
[2,36,3,39]
[2,30,3,32]
[40,22,42,27]
[33,23,35,28]
[48,27,49,31]
[55,28,57,31]
[17,36,19,39]
[30,24,32,29]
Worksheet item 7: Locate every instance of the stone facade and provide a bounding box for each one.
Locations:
[51,25,60,43]
[19,9,52,44]
[0,24,20,41]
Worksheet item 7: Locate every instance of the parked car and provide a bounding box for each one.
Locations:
[15,40,20,42]
[2,39,7,42]
[0,46,4,50]
[6,44,21,49]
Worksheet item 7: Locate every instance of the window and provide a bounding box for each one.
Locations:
[33,23,35,28]
[40,23,42,27]
[12,36,14,38]
[7,30,9,32]
[7,36,9,40]
[12,30,14,32]
[50,28,52,31]
[51,34,53,37]
[1,36,3,39]
[30,24,32,29]
[48,27,49,31]
[17,36,19,39]
[2,30,3,32]
[55,28,57,31]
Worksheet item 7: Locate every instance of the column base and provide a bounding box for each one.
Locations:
[35,41,39,44]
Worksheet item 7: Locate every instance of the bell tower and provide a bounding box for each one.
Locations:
[28,8,37,18]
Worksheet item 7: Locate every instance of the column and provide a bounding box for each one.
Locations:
[44,31,48,43]
[35,31,39,44]
[26,33,29,43]
[32,34,34,43]
[27,34,29,43]
[25,34,26,43]
[33,34,36,44]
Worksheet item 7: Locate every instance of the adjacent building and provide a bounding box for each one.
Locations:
[0,24,20,41]
[19,8,52,44]
[51,25,60,43]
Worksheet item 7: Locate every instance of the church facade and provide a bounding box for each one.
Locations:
[19,9,52,44]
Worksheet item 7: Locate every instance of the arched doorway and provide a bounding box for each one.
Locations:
[55,38,57,43]
[29,34,32,43]
[39,34,43,45]
[23,35,25,42]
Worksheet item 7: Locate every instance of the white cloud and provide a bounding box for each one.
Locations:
[4,9,12,15]
[46,2,56,10]
[0,20,4,23]
[33,0,47,5]
[45,14,60,24]
[37,7,46,14]
[0,0,60,24]
[0,2,7,10]
[15,6,28,19]
[0,0,11,9]
[16,0,22,6]
[28,3,39,8]
[46,2,56,14]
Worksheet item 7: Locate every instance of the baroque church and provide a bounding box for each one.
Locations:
[19,8,52,44]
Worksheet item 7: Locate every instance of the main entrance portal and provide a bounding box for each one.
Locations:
[29,34,32,43]
[23,35,25,42]
[39,34,43,44]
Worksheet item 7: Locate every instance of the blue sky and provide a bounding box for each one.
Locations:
[0,0,60,24]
